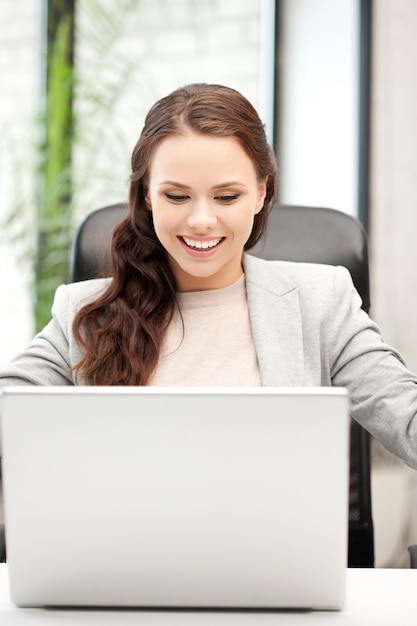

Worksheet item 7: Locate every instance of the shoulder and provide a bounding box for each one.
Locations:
[51,278,112,319]
[243,253,353,296]
[243,254,364,336]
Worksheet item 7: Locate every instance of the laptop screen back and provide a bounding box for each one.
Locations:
[1,386,350,610]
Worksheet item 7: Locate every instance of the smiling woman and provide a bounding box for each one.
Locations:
[1,83,417,473]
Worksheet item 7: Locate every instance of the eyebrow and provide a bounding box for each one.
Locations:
[158,181,191,189]
[158,180,247,189]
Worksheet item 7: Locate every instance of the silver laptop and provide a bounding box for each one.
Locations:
[1,386,350,610]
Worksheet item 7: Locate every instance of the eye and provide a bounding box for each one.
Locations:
[215,194,240,203]
[165,193,190,203]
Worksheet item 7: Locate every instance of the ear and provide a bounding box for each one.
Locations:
[254,176,268,215]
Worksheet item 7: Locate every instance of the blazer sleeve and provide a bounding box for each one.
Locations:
[0,279,108,387]
[0,285,76,387]
[330,266,417,469]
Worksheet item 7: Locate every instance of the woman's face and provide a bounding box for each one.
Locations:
[146,131,267,292]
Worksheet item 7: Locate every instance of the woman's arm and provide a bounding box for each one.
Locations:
[330,267,417,469]
[0,280,109,387]
[0,315,75,386]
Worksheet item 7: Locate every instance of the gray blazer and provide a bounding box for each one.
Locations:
[1,254,417,467]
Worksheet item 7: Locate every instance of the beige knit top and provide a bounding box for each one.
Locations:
[149,275,261,386]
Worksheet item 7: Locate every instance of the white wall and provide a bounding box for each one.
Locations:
[278,0,360,217]
[0,0,40,364]
[370,0,417,375]
[369,1,417,566]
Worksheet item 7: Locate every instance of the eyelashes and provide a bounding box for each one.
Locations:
[164,193,240,204]
[216,194,240,203]
[164,193,189,203]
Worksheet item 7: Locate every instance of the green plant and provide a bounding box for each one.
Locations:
[36,5,75,330]
[2,0,143,332]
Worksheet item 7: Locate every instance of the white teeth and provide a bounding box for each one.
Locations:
[182,237,222,249]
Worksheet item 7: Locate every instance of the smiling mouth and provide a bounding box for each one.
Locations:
[181,236,224,250]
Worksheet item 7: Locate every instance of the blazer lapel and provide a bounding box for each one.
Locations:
[243,254,305,386]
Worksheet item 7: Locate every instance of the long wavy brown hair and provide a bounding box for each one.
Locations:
[72,83,278,385]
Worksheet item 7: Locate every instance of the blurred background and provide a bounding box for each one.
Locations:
[1,0,417,567]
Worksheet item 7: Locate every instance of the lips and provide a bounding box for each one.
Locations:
[181,236,224,250]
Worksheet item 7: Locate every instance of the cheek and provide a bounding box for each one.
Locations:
[150,207,175,239]
[228,212,256,244]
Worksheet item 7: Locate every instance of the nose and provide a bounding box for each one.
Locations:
[186,200,217,232]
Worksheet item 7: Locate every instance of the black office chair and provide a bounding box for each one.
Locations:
[409,545,417,568]
[70,202,374,567]
[0,464,5,563]
[0,529,4,563]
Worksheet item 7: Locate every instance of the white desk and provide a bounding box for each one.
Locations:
[0,565,416,624]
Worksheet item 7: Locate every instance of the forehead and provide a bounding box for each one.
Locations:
[148,132,257,180]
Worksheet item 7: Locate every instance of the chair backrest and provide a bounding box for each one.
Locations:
[70,203,374,567]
